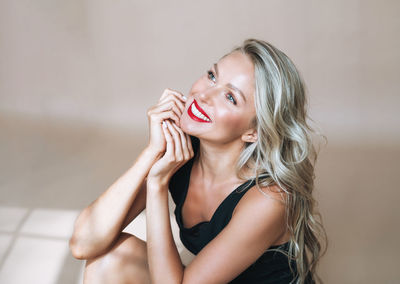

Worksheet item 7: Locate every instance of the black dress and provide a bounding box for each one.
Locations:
[168,137,313,283]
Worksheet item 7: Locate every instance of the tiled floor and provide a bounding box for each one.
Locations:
[0,206,83,284]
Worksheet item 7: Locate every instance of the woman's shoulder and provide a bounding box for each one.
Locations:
[232,184,287,228]
[235,183,286,209]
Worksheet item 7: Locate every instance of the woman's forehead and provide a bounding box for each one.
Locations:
[216,52,255,102]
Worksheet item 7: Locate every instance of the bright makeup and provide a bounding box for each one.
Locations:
[187,99,212,123]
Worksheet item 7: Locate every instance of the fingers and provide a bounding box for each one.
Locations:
[160,93,186,111]
[148,101,182,124]
[147,89,187,155]
[159,88,186,105]
[162,121,174,160]
[170,122,193,160]
[158,88,187,115]
[165,121,184,162]
[163,121,194,163]
[148,88,187,126]
[148,103,182,126]
[168,122,186,161]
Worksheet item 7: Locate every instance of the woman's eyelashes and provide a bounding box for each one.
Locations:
[207,70,216,82]
[206,70,237,105]
[226,93,237,105]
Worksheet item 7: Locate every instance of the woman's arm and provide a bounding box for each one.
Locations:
[69,88,186,260]
[146,181,184,283]
[69,147,160,260]
[145,120,194,283]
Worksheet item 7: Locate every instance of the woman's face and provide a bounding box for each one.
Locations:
[180,51,257,144]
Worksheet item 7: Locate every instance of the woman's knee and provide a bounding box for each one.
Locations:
[107,233,148,267]
[84,233,150,284]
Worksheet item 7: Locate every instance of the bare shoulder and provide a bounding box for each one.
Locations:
[233,183,287,217]
[231,183,289,243]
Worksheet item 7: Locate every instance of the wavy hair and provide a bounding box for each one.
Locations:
[228,39,328,283]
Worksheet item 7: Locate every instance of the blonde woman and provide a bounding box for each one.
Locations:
[70,39,327,284]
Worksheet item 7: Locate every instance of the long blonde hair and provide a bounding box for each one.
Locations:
[230,39,328,283]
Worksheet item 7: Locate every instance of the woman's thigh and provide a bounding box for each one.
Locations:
[84,233,151,284]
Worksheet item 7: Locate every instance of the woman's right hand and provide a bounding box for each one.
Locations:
[146,88,187,156]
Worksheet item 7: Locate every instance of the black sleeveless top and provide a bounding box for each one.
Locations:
[168,137,313,283]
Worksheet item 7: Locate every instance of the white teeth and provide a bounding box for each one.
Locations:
[191,103,210,122]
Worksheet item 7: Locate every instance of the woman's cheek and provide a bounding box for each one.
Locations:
[218,113,246,135]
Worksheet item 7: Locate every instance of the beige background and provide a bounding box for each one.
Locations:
[0,0,399,283]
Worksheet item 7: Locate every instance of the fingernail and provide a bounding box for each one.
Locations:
[162,121,167,128]
[182,95,187,101]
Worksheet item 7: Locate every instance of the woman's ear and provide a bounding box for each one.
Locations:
[241,128,257,143]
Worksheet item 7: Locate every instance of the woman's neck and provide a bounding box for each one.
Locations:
[194,138,245,185]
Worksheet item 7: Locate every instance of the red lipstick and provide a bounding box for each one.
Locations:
[187,99,212,123]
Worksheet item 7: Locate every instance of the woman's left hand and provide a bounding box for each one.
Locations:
[147,120,194,189]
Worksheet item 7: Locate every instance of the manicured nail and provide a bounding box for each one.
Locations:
[182,95,187,101]
[162,121,167,128]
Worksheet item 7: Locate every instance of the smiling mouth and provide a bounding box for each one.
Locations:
[187,99,211,123]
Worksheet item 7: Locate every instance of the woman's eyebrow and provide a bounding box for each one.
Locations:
[214,63,247,103]
[213,63,219,77]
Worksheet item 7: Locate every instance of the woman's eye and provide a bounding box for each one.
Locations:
[207,70,216,82]
[226,93,237,105]
[206,70,236,105]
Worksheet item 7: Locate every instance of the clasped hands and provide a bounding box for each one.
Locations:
[146,88,195,189]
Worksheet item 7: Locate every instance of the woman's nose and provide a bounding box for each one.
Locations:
[197,87,215,104]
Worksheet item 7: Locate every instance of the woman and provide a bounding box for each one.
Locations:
[70,39,327,283]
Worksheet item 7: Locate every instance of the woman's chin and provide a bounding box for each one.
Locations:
[179,119,193,135]
[180,115,211,137]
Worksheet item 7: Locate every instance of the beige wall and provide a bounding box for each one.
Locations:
[1,0,399,144]
[1,0,399,283]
